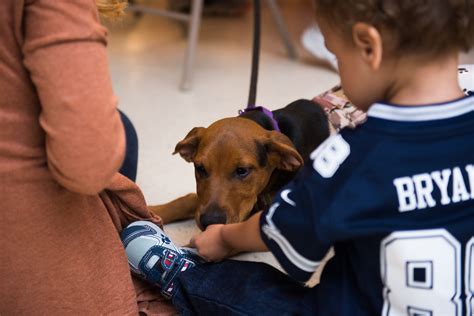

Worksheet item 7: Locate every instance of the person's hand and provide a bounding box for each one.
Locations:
[190,213,267,261]
[190,224,235,262]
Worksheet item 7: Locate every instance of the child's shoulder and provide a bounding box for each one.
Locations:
[307,128,379,182]
[301,130,380,212]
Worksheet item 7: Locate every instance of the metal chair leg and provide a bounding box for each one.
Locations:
[265,0,297,60]
[180,0,203,91]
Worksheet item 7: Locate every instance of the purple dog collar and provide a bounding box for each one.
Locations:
[239,106,280,132]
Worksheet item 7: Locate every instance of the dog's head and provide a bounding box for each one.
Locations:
[174,117,303,230]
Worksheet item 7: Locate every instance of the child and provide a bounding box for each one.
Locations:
[122,0,474,314]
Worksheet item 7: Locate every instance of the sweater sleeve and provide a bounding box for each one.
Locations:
[22,0,125,195]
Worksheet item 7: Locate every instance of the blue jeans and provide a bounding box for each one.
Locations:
[118,111,138,182]
[172,260,312,315]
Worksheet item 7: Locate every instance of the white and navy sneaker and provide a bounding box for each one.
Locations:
[121,221,203,299]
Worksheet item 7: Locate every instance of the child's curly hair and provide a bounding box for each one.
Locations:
[314,0,474,57]
[96,0,128,19]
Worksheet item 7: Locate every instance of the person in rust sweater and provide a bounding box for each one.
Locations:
[0,0,173,314]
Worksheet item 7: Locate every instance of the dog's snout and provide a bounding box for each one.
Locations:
[200,208,227,229]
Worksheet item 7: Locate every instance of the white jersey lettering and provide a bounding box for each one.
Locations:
[393,165,473,212]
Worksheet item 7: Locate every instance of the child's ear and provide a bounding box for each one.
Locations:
[352,22,383,70]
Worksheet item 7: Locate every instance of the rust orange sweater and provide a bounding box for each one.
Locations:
[0,1,172,314]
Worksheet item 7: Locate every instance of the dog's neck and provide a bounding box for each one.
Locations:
[252,193,273,215]
[239,107,279,132]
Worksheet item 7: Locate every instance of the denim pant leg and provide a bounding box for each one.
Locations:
[118,110,138,182]
[172,260,308,316]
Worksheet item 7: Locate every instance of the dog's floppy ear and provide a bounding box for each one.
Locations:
[265,131,303,171]
[173,127,205,162]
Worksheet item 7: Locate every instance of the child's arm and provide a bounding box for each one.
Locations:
[190,211,268,261]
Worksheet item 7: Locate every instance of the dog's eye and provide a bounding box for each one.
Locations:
[235,167,250,178]
[194,164,208,177]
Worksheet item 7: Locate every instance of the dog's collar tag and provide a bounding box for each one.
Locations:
[239,106,281,132]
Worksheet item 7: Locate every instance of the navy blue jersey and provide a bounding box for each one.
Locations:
[260,96,474,315]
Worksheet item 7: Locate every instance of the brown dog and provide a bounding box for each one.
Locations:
[149,99,330,230]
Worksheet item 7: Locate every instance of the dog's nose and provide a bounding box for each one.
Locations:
[200,211,227,229]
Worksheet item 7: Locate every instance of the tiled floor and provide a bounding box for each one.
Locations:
[106,0,474,278]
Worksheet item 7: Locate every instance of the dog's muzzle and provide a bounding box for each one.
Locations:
[199,208,227,229]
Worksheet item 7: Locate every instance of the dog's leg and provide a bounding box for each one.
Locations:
[148,193,198,224]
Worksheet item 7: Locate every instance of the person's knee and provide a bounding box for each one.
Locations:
[118,110,139,181]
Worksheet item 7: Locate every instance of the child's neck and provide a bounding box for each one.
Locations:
[385,53,464,106]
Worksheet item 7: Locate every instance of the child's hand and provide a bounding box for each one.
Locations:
[190,213,267,262]
[190,224,235,262]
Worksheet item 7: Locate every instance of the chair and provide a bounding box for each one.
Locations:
[127,0,296,91]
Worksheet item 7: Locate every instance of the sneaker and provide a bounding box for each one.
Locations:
[301,24,339,71]
[121,221,203,299]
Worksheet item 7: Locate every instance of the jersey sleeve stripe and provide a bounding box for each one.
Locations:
[262,202,320,273]
[262,224,321,272]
